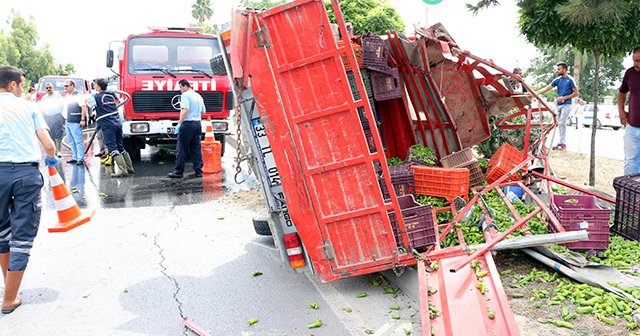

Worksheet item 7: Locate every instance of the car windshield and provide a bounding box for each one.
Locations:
[127,36,219,75]
[38,78,84,93]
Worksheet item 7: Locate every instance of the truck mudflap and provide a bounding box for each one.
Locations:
[230,0,411,282]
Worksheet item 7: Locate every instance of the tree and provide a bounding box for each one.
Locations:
[470,0,640,186]
[526,46,624,103]
[1,10,62,88]
[324,0,405,36]
[191,0,214,24]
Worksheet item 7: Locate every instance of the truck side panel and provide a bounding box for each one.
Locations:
[235,0,399,281]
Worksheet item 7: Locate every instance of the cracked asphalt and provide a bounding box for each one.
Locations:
[0,144,421,335]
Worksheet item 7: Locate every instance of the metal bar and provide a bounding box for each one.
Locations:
[276,48,344,73]
[183,317,212,336]
[305,156,367,175]
[417,260,433,336]
[516,181,564,233]
[386,31,432,154]
[291,102,352,124]
[495,186,523,222]
[330,0,410,249]
[468,230,589,251]
[319,204,394,223]
[531,171,616,204]
[449,207,542,273]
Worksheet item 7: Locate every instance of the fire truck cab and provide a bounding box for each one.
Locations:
[106,27,231,160]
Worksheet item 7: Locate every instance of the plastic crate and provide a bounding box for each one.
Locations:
[337,40,363,71]
[379,164,416,199]
[361,34,388,69]
[387,194,436,250]
[460,160,485,188]
[613,174,640,241]
[370,67,403,101]
[412,166,470,202]
[485,143,524,184]
[550,195,611,250]
[440,148,476,168]
[364,128,376,153]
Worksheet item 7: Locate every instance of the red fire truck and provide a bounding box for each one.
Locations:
[106,27,231,159]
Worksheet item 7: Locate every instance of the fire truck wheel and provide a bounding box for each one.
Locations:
[252,216,272,236]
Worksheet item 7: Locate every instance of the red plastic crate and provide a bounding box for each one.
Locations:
[411,166,470,202]
[387,194,436,250]
[440,148,476,168]
[550,195,611,250]
[370,67,403,101]
[337,40,363,71]
[613,173,640,241]
[361,34,388,69]
[379,163,416,199]
[485,143,524,184]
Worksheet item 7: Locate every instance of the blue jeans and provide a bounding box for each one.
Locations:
[624,124,640,175]
[66,122,84,161]
[0,166,44,271]
[99,122,125,156]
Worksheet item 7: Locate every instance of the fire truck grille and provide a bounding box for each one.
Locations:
[132,91,224,113]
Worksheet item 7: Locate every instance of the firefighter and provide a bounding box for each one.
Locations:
[0,66,58,314]
[90,78,134,177]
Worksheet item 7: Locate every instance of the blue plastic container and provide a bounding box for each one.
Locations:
[503,186,525,198]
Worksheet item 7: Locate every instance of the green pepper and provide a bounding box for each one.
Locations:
[307,318,323,329]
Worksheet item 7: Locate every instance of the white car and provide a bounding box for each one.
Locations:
[569,104,623,130]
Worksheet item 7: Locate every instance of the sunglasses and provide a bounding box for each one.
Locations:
[64,85,69,87]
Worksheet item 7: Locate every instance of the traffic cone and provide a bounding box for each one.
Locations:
[201,141,222,173]
[47,166,95,233]
[203,117,215,144]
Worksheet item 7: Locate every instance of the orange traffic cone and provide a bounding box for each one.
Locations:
[203,117,215,144]
[201,141,222,173]
[47,166,95,233]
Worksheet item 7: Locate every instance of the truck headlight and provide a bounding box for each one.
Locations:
[211,122,228,132]
[130,123,149,133]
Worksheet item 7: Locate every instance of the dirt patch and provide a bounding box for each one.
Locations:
[548,151,623,196]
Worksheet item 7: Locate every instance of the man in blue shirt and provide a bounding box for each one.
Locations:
[168,79,206,178]
[0,66,58,314]
[537,62,579,151]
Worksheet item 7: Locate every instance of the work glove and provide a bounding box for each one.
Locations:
[44,156,59,167]
[174,124,181,135]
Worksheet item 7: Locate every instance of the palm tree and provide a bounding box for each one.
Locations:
[192,0,214,24]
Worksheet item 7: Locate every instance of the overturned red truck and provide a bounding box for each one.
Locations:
[220,0,614,335]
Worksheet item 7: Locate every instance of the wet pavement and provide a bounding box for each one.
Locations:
[40,142,256,210]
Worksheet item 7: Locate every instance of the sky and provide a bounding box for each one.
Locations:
[1,0,581,81]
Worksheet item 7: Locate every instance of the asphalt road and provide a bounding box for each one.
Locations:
[548,124,625,160]
[0,142,420,335]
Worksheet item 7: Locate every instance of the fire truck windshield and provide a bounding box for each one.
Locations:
[128,36,219,76]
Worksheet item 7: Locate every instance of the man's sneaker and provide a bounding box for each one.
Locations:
[553,144,567,151]
[76,160,85,166]
[66,159,77,164]
[167,172,183,178]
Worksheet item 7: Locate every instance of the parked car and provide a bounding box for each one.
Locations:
[569,104,623,130]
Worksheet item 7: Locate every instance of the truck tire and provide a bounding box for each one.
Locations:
[124,137,141,161]
[252,216,272,236]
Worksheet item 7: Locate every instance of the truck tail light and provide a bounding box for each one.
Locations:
[605,113,611,119]
[283,233,305,269]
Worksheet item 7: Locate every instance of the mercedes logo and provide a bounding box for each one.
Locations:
[171,95,181,110]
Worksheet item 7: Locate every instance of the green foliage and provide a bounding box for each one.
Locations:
[324,0,405,36]
[191,0,213,24]
[0,10,63,88]
[475,115,541,159]
[526,46,625,103]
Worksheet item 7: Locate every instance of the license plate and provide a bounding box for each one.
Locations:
[252,119,280,186]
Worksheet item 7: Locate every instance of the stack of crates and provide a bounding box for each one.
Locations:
[440,148,485,188]
[613,174,640,240]
[550,195,611,250]
[378,164,416,199]
[485,143,524,184]
[361,34,388,70]
[411,166,470,202]
[370,68,403,101]
[387,194,436,250]
[337,40,363,71]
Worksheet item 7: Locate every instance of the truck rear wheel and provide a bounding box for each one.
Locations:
[252,216,272,236]
[124,137,142,161]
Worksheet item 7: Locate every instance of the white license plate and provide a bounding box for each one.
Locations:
[252,119,280,186]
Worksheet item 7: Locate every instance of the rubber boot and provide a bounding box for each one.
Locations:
[111,155,129,178]
[122,152,135,174]
[54,139,62,158]
[100,154,113,166]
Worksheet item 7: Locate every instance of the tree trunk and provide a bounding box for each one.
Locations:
[573,51,581,91]
[589,50,600,186]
